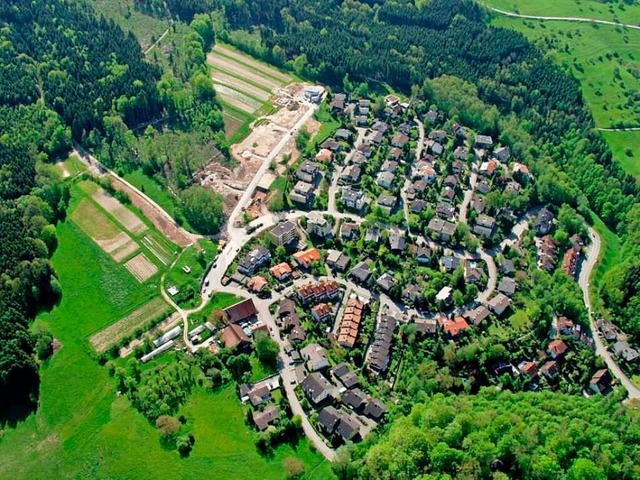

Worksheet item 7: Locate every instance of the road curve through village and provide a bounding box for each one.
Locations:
[579,227,640,399]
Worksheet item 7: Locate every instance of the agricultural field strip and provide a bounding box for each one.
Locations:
[93,187,148,235]
[215,44,292,83]
[125,253,158,282]
[210,66,276,94]
[212,51,290,87]
[207,52,284,91]
[89,297,169,352]
[141,235,171,265]
[211,70,272,101]
[215,85,264,112]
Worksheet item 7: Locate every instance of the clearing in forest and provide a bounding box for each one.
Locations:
[93,187,148,235]
[89,297,169,353]
[125,253,158,282]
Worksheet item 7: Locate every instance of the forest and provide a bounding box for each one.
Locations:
[334,389,640,479]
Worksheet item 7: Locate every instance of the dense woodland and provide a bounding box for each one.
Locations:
[334,389,640,479]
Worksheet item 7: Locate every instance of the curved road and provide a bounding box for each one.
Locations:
[483,4,640,31]
[579,227,640,399]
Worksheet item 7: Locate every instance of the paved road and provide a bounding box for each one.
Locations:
[579,227,640,399]
[597,127,640,132]
[401,118,425,232]
[459,168,478,225]
[484,4,640,31]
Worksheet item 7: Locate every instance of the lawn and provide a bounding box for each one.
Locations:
[484,0,640,24]
[250,354,277,382]
[589,212,623,313]
[509,310,531,330]
[165,240,218,309]
[601,130,640,179]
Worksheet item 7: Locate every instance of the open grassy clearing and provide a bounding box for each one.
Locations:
[89,297,169,353]
[590,212,623,313]
[601,129,640,179]
[124,168,179,218]
[55,154,87,178]
[88,0,169,51]
[484,0,640,25]
[165,240,218,309]
[492,17,640,128]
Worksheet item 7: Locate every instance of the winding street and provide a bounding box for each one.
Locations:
[579,228,640,399]
[401,118,425,232]
[483,3,640,31]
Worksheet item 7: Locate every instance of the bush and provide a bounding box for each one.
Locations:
[156,415,180,438]
[283,456,305,479]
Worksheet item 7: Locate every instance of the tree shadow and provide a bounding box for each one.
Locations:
[0,369,40,428]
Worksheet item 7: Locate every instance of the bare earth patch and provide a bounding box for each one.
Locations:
[124,253,158,282]
[93,187,147,235]
[90,297,169,353]
[105,235,140,262]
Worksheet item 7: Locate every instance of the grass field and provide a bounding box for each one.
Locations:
[601,130,640,178]
[489,11,640,178]
[207,43,292,138]
[484,0,640,25]
[124,168,180,218]
[165,240,218,309]
[590,212,623,312]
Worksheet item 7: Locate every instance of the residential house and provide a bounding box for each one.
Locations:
[430,142,444,156]
[350,259,374,284]
[318,406,361,443]
[391,132,409,148]
[547,339,568,359]
[239,383,272,406]
[388,232,406,252]
[277,298,295,319]
[488,293,512,317]
[562,246,580,278]
[540,360,558,380]
[472,194,487,214]
[537,235,558,272]
[269,221,297,246]
[221,324,251,349]
[367,314,396,374]
[500,258,515,275]
[441,186,455,203]
[296,160,319,183]
[293,247,322,269]
[513,162,532,179]
[425,110,438,123]
[238,247,271,276]
[376,272,397,292]
[590,369,612,394]
[301,344,330,372]
[377,193,397,213]
[302,372,334,405]
[382,159,399,173]
[475,134,494,148]
[224,299,258,327]
[326,249,350,272]
[355,114,368,127]
[476,179,491,194]
[320,139,340,152]
[363,398,388,421]
[403,284,421,304]
[613,341,640,363]
[333,363,360,389]
[389,147,403,161]
[311,303,332,323]
[270,262,292,282]
[340,222,360,240]
[454,146,468,161]
[535,208,555,236]
[412,199,427,213]
[315,148,333,162]
[247,276,268,293]
[416,245,432,264]
[340,164,361,183]
[330,93,347,112]
[518,361,538,379]
[428,217,457,242]
[436,203,455,220]
[365,227,381,243]
[296,280,340,305]
[368,130,384,145]
[415,161,436,183]
[494,146,510,161]
[342,388,367,411]
[252,406,280,431]
[372,119,389,133]
[474,214,496,239]
[341,186,367,211]
[464,259,483,284]
[337,297,365,349]
[436,286,453,305]
[440,255,460,272]
[479,160,497,176]
[290,181,315,206]
[376,171,395,189]
[465,305,491,326]
[415,318,438,336]
[498,277,517,296]
[336,128,352,141]
[440,315,470,337]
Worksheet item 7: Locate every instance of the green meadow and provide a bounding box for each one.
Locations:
[484,0,640,24]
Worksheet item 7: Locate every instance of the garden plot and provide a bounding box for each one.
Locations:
[214,44,291,83]
[141,232,174,265]
[211,70,272,102]
[89,297,169,353]
[215,84,264,114]
[125,253,158,282]
[70,198,139,261]
[93,187,147,234]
